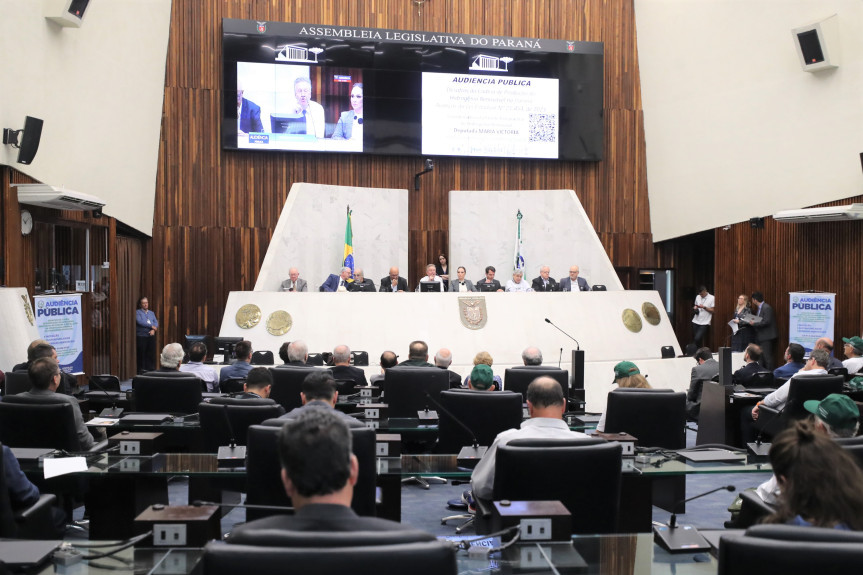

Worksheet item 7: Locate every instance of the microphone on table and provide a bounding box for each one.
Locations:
[424,392,487,468]
[653,485,735,552]
[217,404,246,467]
[89,375,124,418]
[558,347,563,369]
[747,402,787,457]
[544,318,580,351]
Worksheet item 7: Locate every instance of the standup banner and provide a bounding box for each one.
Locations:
[34,294,84,374]
[788,292,835,353]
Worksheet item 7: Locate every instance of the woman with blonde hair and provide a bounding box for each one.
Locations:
[462,351,502,390]
[730,293,753,352]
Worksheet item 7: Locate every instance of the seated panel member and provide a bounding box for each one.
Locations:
[228,409,435,539]
[505,269,533,292]
[321,267,352,292]
[347,268,376,292]
[418,264,444,292]
[531,266,559,292]
[278,370,364,428]
[379,266,408,292]
[449,266,476,292]
[476,266,503,292]
[560,265,590,292]
[279,268,307,292]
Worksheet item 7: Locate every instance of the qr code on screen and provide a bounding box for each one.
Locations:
[528,114,557,143]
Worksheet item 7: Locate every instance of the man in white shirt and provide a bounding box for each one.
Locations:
[841,336,863,375]
[418,264,444,292]
[691,285,715,348]
[751,348,829,420]
[293,77,325,138]
[471,377,587,500]
[505,270,533,292]
[179,342,219,392]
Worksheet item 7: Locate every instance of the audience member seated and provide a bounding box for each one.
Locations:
[370,351,398,386]
[531,265,559,292]
[277,341,291,365]
[596,361,651,432]
[462,351,502,391]
[180,342,219,391]
[475,266,503,292]
[347,268,376,292]
[841,336,863,375]
[321,267,353,292]
[18,358,97,449]
[433,348,462,388]
[227,409,435,540]
[277,371,363,428]
[751,349,830,422]
[279,340,308,366]
[142,343,194,376]
[399,340,434,367]
[330,345,367,393]
[13,340,75,395]
[773,343,806,380]
[732,344,769,385]
[3,445,65,535]
[470,377,588,500]
[221,367,284,411]
[504,270,533,292]
[220,340,254,384]
[762,421,863,530]
[466,365,495,391]
[814,337,844,371]
[512,346,557,370]
[686,347,719,420]
[379,266,408,293]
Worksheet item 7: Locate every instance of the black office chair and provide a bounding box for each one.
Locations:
[0,444,60,539]
[733,489,775,529]
[757,375,844,436]
[351,351,369,366]
[131,374,202,414]
[436,389,523,453]
[835,436,863,470]
[245,423,376,521]
[220,377,246,394]
[475,437,622,534]
[269,366,323,412]
[4,371,31,395]
[0,401,88,452]
[88,374,121,391]
[503,368,568,401]
[602,389,686,449]
[591,285,607,291]
[382,367,449,418]
[203,540,456,575]
[198,400,286,453]
[251,351,275,365]
[718,524,863,575]
[748,370,776,389]
[660,346,675,359]
[827,367,848,379]
[306,353,325,366]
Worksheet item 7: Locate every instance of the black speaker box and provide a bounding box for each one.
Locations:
[17,116,43,165]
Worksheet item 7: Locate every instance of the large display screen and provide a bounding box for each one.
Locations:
[223,20,604,161]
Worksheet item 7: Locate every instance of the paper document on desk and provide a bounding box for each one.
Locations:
[44,456,87,479]
[86,417,119,426]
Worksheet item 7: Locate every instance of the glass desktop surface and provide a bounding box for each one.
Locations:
[626,454,772,476]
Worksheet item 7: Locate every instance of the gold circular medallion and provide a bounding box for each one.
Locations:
[266,310,293,336]
[642,302,661,326]
[622,308,642,333]
[235,304,262,329]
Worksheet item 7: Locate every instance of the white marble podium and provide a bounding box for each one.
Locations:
[0,287,41,371]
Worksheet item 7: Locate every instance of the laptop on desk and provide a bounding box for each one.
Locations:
[0,540,62,570]
[677,448,747,463]
[120,413,173,424]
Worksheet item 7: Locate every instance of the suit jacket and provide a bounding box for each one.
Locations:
[753,302,777,341]
[449,279,476,292]
[278,401,365,428]
[228,503,434,541]
[321,274,349,292]
[219,361,254,383]
[279,278,308,292]
[731,361,769,385]
[475,279,502,292]
[331,110,357,140]
[348,279,376,292]
[438,367,463,388]
[687,358,720,409]
[559,276,590,292]
[379,276,408,292]
[3,445,40,509]
[239,98,263,133]
[531,276,560,292]
[331,364,368,392]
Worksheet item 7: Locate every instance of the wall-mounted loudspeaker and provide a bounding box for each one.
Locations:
[791,14,839,72]
[2,116,44,165]
[44,0,90,28]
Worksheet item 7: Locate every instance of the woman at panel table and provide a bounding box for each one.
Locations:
[595,361,651,432]
[730,293,753,352]
[331,83,363,141]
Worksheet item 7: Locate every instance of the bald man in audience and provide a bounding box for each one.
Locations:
[814,337,843,370]
[330,344,367,393]
[399,340,434,367]
[370,351,398,385]
[434,348,462,388]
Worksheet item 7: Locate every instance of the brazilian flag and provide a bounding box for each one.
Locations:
[343,206,354,279]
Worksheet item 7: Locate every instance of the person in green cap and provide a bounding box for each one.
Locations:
[841,335,863,375]
[596,361,651,432]
[467,364,495,391]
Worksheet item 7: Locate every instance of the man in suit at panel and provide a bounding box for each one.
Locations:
[748,291,777,370]
[277,371,364,428]
[379,266,408,292]
[228,408,435,540]
[531,266,559,292]
[279,268,307,292]
[330,344,367,393]
[347,268,376,292]
[321,267,352,292]
[449,266,476,292]
[476,266,503,292]
[559,265,590,292]
[237,84,263,134]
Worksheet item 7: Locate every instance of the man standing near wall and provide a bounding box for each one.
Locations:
[691,285,714,348]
